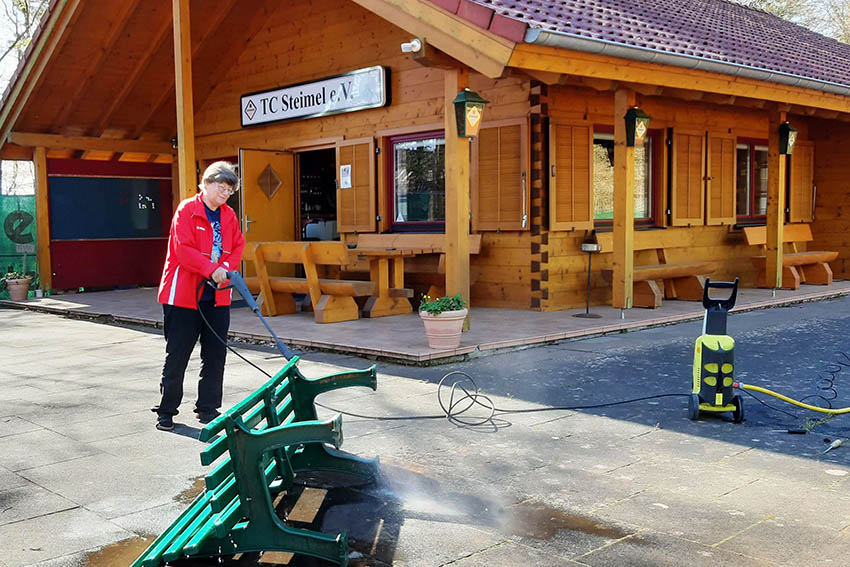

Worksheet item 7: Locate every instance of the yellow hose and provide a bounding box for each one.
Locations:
[738,383,850,414]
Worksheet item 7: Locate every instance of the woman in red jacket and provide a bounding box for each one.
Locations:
[154,161,245,431]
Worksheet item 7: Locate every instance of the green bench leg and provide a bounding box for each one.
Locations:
[290,442,380,480]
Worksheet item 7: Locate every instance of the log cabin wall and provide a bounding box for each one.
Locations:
[809,118,850,279]
[193,0,533,308]
[542,84,823,310]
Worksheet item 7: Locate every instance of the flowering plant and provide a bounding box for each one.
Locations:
[418,293,467,316]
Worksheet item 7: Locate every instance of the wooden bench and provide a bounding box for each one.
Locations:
[132,356,378,567]
[743,224,838,289]
[353,233,483,298]
[598,232,717,308]
[244,241,375,323]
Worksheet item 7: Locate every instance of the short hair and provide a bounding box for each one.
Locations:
[199,161,239,191]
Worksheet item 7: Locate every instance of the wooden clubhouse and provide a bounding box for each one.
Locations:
[2,0,849,320]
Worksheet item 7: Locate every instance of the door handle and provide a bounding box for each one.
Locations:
[245,215,256,232]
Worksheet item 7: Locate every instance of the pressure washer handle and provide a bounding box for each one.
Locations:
[702,277,739,311]
[222,271,294,360]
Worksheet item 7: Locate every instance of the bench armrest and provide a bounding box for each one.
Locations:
[289,365,377,420]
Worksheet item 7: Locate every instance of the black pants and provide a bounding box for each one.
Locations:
[157,302,229,417]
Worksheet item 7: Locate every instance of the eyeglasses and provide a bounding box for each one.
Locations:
[207,182,237,196]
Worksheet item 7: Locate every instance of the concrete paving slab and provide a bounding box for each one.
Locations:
[0,483,78,526]
[452,541,578,565]
[0,416,42,438]
[0,429,100,472]
[576,529,777,566]
[716,516,850,565]
[0,466,29,492]
[0,507,131,567]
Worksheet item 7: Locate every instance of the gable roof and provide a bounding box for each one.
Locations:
[439,0,850,93]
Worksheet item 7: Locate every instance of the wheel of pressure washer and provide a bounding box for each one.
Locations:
[732,395,744,423]
[688,394,701,421]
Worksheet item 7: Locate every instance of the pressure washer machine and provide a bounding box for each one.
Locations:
[689,278,744,423]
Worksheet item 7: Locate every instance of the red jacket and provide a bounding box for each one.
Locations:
[157,194,245,309]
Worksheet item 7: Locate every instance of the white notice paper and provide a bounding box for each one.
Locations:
[340,165,352,189]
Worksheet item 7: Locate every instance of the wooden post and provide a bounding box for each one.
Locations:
[443,67,471,326]
[33,146,52,290]
[766,111,787,288]
[613,88,636,309]
[172,0,196,201]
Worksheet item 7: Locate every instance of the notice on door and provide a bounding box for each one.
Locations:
[339,165,352,189]
[241,66,388,127]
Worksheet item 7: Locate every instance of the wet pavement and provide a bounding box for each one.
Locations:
[2,295,850,566]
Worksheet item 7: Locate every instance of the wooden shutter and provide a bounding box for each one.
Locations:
[789,140,814,223]
[549,122,593,231]
[336,137,375,233]
[473,119,528,231]
[706,132,736,225]
[671,130,705,226]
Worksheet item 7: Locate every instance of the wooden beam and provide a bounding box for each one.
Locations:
[702,93,737,105]
[411,39,463,70]
[765,111,787,289]
[626,83,664,97]
[443,67,471,323]
[510,43,850,113]
[0,144,33,160]
[613,88,636,309]
[9,132,173,154]
[132,0,241,139]
[0,0,82,146]
[173,0,197,201]
[579,77,617,92]
[33,147,52,291]
[350,0,514,78]
[90,9,173,137]
[664,87,704,101]
[524,69,562,85]
[48,0,142,133]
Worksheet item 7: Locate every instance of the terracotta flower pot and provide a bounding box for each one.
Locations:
[419,308,468,349]
[6,278,32,302]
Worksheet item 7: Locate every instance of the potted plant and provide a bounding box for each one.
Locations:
[418,294,468,349]
[2,270,33,302]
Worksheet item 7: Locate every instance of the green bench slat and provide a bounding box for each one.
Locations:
[198,358,298,442]
[132,491,212,567]
[161,500,215,562]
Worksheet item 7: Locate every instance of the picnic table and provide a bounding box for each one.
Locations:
[353,246,438,317]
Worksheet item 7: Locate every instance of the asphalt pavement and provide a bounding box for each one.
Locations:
[2,296,850,566]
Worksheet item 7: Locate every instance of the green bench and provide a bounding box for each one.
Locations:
[132,355,378,567]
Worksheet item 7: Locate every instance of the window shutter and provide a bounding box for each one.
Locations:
[706,132,736,225]
[336,138,375,233]
[671,130,705,226]
[789,140,814,223]
[473,120,528,231]
[549,122,593,231]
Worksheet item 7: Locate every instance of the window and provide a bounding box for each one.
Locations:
[736,140,768,221]
[388,131,445,230]
[592,129,657,225]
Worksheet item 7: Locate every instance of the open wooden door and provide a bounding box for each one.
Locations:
[239,149,296,277]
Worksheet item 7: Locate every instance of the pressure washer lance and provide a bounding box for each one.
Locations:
[220,270,294,360]
[689,278,744,422]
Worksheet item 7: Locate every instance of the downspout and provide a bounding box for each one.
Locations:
[525,28,850,97]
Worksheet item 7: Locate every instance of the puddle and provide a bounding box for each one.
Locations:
[506,500,632,541]
[175,476,206,505]
[84,536,154,567]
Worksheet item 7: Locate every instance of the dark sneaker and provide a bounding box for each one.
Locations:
[156,415,174,431]
[195,410,221,424]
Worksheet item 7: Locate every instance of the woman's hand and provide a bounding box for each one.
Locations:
[211,266,228,284]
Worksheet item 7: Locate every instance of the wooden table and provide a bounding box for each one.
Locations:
[353,246,437,317]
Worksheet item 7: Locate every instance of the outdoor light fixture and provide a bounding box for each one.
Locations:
[624,106,651,147]
[453,88,488,138]
[779,121,798,155]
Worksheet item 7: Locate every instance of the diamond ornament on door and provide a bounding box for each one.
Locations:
[258,165,282,199]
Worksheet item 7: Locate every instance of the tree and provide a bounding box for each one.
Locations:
[0,0,48,79]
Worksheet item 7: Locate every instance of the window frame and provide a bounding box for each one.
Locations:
[735,137,769,224]
[384,129,446,233]
[591,125,661,229]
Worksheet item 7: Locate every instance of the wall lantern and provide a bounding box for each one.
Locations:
[779,122,798,155]
[453,88,489,138]
[624,106,652,147]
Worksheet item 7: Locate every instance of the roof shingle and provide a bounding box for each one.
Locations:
[453,0,850,89]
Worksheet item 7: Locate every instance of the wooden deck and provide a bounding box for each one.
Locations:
[4,281,850,364]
